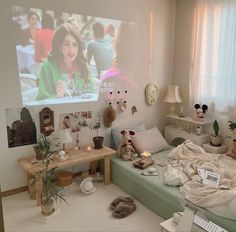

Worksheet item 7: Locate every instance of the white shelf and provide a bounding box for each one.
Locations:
[165,125,210,147]
[166,114,211,125]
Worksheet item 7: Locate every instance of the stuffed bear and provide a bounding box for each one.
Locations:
[117,130,137,161]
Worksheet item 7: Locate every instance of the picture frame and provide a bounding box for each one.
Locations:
[202,170,220,188]
[39,107,54,136]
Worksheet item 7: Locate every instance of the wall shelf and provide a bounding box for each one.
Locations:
[165,114,211,146]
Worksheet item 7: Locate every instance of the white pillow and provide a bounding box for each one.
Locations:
[133,127,169,154]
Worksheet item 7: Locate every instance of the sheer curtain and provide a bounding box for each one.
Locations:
[190,0,236,113]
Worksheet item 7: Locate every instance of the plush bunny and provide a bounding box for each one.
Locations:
[117,130,137,161]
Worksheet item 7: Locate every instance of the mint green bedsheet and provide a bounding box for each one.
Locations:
[111,149,236,232]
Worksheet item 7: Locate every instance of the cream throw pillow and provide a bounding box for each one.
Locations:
[132,127,169,154]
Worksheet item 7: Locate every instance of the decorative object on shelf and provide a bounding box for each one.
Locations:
[79,116,104,149]
[194,104,208,119]
[33,146,68,215]
[196,125,202,135]
[39,107,54,136]
[145,83,158,105]
[59,129,72,153]
[210,120,222,146]
[228,120,236,155]
[84,145,93,152]
[131,105,137,114]
[74,132,80,150]
[90,121,103,149]
[103,104,116,128]
[80,177,96,194]
[164,85,182,115]
[58,150,66,161]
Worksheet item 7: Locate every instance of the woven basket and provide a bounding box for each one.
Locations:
[56,171,73,186]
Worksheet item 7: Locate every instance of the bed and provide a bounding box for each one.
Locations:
[111,143,236,232]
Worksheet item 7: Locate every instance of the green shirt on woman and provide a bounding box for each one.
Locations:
[37,59,94,100]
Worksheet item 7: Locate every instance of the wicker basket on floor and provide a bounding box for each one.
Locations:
[56,171,73,186]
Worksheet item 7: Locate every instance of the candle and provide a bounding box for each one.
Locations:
[85,146,92,152]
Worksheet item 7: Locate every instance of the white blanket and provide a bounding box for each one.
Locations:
[164,140,236,219]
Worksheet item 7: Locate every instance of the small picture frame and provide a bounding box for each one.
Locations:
[202,170,220,188]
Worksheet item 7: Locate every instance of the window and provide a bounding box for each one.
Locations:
[190,0,236,112]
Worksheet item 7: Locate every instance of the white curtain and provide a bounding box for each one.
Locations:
[190,0,236,113]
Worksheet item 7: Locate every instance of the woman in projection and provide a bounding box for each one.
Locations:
[37,23,94,100]
[19,11,40,46]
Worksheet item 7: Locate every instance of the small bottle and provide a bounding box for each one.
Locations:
[196,126,201,135]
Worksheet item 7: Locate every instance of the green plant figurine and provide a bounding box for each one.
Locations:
[213,120,219,136]
[210,120,221,146]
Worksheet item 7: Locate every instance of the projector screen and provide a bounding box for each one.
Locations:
[11,5,142,106]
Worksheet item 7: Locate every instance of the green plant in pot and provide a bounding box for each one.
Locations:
[33,134,51,160]
[79,118,104,149]
[228,120,236,154]
[33,134,68,215]
[210,120,222,146]
[91,121,104,149]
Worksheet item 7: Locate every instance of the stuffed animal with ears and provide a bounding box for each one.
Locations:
[117,130,138,161]
[194,104,208,118]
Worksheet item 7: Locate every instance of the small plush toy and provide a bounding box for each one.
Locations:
[117,130,137,161]
[194,104,208,118]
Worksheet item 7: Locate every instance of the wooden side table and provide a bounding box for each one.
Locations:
[18,146,116,206]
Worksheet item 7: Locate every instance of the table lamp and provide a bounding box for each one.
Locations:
[60,129,73,153]
[164,85,182,115]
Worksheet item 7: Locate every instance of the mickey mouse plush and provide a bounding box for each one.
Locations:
[194,104,208,118]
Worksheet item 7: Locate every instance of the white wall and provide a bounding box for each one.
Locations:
[0,0,176,191]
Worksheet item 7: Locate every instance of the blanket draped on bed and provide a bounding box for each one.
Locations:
[165,140,236,208]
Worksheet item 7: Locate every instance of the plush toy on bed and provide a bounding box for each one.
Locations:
[117,130,138,161]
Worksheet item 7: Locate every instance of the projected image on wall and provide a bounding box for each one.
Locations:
[11,5,139,106]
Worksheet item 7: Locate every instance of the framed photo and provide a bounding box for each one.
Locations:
[202,170,220,188]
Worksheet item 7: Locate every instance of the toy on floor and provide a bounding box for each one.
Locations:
[117,130,137,161]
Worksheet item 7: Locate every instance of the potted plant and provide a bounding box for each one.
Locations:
[90,121,104,149]
[210,120,222,146]
[33,135,68,215]
[33,134,51,160]
[79,118,103,149]
[228,120,236,154]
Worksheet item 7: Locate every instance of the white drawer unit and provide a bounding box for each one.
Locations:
[165,125,210,147]
[165,114,211,147]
